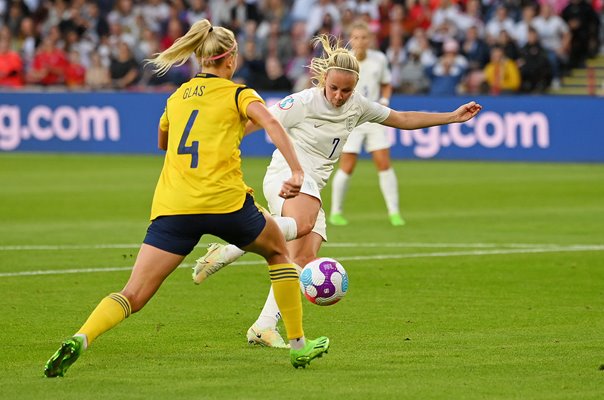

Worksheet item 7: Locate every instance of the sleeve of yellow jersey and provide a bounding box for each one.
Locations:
[159,108,169,131]
[237,87,265,119]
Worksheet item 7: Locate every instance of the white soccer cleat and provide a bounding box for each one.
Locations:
[192,243,231,285]
[246,323,290,349]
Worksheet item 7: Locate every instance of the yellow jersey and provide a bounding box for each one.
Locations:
[150,73,263,219]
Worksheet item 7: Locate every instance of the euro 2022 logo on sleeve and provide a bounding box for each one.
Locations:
[278,96,294,110]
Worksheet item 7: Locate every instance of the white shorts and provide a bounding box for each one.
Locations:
[263,167,327,241]
[342,121,391,154]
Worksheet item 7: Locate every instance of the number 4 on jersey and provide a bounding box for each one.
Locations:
[178,110,199,168]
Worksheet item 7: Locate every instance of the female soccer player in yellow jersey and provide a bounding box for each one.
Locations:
[193,34,483,348]
[44,19,329,377]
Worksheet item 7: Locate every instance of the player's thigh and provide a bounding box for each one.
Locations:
[371,148,391,170]
[121,243,185,312]
[264,169,322,222]
[242,215,289,265]
[282,193,321,236]
[339,152,358,174]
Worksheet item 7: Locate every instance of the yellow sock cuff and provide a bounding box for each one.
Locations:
[268,263,299,282]
[108,292,132,319]
[76,292,131,345]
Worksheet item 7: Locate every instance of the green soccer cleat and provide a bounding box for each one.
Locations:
[192,243,230,284]
[329,213,349,226]
[290,336,330,369]
[389,213,405,227]
[44,336,84,378]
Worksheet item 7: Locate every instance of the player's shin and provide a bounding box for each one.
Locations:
[268,263,305,347]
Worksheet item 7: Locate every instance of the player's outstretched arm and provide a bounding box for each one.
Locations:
[246,101,303,198]
[381,101,482,130]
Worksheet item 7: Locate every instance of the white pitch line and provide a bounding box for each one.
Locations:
[1,245,603,278]
[0,242,587,251]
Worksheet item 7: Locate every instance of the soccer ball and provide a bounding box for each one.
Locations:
[299,257,348,306]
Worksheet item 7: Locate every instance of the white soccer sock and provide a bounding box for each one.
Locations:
[378,168,400,215]
[274,216,298,241]
[330,169,350,215]
[289,337,306,350]
[254,286,282,330]
[222,244,246,263]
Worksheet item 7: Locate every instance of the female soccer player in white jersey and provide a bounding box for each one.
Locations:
[193,34,482,348]
[329,20,403,227]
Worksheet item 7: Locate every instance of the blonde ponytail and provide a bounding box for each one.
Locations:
[147,19,237,76]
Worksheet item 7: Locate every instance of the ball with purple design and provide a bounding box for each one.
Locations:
[299,257,348,306]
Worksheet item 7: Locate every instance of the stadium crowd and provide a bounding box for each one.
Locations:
[0,0,602,94]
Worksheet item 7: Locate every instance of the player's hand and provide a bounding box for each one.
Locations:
[280,170,304,199]
[453,101,482,123]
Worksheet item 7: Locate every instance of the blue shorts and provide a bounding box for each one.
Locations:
[143,194,266,256]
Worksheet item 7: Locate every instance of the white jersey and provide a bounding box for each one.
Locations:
[267,87,390,190]
[355,49,391,102]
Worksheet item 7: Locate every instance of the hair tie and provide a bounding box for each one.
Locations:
[209,26,213,32]
[205,42,238,61]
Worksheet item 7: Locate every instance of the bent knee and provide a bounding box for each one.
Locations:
[295,221,315,238]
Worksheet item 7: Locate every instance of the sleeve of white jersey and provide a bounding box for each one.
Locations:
[268,92,305,129]
[357,94,391,125]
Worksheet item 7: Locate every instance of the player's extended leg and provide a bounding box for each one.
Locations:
[247,195,322,347]
[329,152,358,226]
[44,244,185,377]
[192,214,297,284]
[371,148,404,226]
[242,214,329,367]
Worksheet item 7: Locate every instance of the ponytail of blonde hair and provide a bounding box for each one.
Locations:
[309,35,359,88]
[147,19,237,76]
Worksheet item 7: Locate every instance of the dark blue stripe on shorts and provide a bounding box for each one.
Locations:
[143,194,266,256]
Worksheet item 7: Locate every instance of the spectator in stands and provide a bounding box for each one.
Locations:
[561,0,601,68]
[513,4,538,48]
[161,18,186,51]
[456,0,485,39]
[483,45,521,94]
[85,50,111,90]
[230,0,261,35]
[485,5,516,45]
[385,24,407,91]
[259,19,293,62]
[532,2,571,88]
[0,33,24,88]
[285,39,312,91]
[406,27,437,67]
[426,39,467,95]
[260,0,293,34]
[65,48,86,89]
[496,29,520,61]
[258,55,293,91]
[406,0,432,32]
[398,45,431,94]
[306,0,341,39]
[517,26,553,93]
[26,36,68,86]
[186,0,211,26]
[107,0,139,33]
[15,16,37,68]
[461,25,490,94]
[140,0,171,34]
[109,41,139,89]
[4,0,26,37]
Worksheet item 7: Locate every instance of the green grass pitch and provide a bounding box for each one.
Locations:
[1,153,603,400]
